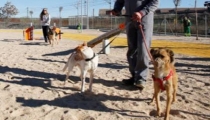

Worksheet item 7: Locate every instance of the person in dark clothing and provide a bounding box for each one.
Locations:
[77,23,82,33]
[111,0,159,89]
[40,8,51,43]
[183,16,191,36]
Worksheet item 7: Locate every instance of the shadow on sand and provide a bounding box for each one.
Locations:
[175,57,210,76]
[42,49,74,56]
[27,58,66,64]
[16,92,149,118]
[19,42,49,46]
[0,66,64,80]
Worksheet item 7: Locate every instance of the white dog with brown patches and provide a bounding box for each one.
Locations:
[63,42,98,92]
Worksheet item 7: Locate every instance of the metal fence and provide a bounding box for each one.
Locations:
[69,13,210,37]
[153,13,210,37]
[0,18,69,29]
[1,13,210,37]
[68,15,125,30]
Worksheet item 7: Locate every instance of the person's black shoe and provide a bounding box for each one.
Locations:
[122,77,134,86]
[134,79,146,89]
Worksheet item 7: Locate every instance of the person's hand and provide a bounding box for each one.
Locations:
[132,12,142,22]
[107,10,120,16]
[112,10,120,16]
[107,10,117,16]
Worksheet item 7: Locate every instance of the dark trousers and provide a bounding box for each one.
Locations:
[42,26,49,42]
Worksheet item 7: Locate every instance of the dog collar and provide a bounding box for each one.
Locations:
[85,53,96,61]
[152,70,173,91]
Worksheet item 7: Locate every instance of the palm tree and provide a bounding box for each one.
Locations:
[173,0,181,36]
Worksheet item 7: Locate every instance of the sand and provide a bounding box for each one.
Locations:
[0,29,209,120]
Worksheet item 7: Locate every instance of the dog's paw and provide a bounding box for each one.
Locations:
[79,90,85,94]
[172,99,176,103]
[157,110,165,117]
[157,112,161,117]
[84,90,94,96]
[148,100,155,105]
[66,79,75,84]
[150,110,163,117]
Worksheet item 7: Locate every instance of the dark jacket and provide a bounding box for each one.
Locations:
[183,19,191,27]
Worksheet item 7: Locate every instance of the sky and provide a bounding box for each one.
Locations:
[0,0,207,18]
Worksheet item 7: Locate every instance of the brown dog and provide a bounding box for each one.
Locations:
[150,48,178,120]
[48,26,58,47]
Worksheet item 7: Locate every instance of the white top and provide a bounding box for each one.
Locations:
[41,14,51,26]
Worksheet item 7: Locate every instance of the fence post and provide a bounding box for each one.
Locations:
[164,15,166,35]
[205,13,208,38]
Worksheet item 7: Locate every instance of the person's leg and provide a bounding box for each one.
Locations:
[45,26,50,42]
[42,26,49,42]
[184,27,187,36]
[187,27,191,36]
[134,13,154,88]
[122,20,138,85]
[42,26,47,42]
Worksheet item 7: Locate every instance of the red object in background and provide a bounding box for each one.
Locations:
[29,26,33,40]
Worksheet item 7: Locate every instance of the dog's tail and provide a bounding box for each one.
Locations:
[62,53,74,72]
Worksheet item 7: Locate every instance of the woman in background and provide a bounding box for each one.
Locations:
[40,8,51,43]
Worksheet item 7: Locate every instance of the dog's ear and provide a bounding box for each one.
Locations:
[74,46,79,51]
[150,48,155,56]
[75,45,82,52]
[150,48,158,57]
[82,42,87,46]
[166,49,174,63]
[52,26,56,30]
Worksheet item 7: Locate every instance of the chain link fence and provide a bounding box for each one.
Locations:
[0,18,69,29]
[68,16,125,30]
[0,13,210,37]
[68,13,210,37]
[153,13,210,37]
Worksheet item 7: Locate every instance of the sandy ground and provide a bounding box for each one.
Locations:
[0,29,210,120]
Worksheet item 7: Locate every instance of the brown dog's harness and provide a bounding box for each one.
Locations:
[152,70,173,91]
